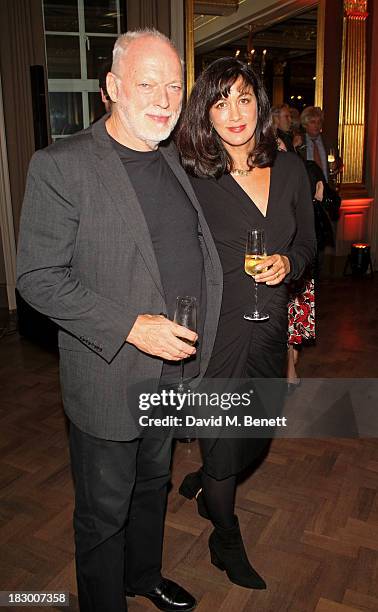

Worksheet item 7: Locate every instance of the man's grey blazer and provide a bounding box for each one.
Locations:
[17,116,223,440]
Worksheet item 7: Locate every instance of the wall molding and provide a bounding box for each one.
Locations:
[0,73,17,311]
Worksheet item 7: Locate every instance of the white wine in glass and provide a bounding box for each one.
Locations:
[245,254,268,277]
[244,229,269,321]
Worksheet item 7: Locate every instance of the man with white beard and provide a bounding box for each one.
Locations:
[17,29,222,612]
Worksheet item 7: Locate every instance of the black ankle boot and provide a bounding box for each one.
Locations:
[208,516,266,589]
[178,472,209,519]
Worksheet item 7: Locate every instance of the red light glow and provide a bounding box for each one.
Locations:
[352,243,369,248]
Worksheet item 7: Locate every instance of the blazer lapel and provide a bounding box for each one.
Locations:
[91,118,164,298]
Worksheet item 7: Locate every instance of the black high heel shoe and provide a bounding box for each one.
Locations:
[209,516,266,590]
[178,471,209,519]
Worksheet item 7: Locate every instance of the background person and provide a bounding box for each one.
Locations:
[288,106,304,150]
[287,160,336,387]
[271,103,295,152]
[299,106,342,182]
[269,130,316,391]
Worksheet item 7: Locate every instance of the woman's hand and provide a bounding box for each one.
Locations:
[293,133,304,149]
[276,137,287,152]
[255,254,291,285]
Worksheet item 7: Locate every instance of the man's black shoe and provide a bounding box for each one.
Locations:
[126,578,196,611]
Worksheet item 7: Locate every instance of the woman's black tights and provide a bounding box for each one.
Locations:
[201,469,237,529]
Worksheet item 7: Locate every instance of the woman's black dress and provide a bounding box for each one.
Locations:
[190,152,316,479]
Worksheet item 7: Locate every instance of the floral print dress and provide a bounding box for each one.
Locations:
[288,278,315,345]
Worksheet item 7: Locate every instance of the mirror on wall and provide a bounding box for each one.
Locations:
[187,0,318,109]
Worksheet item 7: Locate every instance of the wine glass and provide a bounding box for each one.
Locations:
[327,147,336,165]
[174,296,197,393]
[327,147,336,176]
[244,229,269,321]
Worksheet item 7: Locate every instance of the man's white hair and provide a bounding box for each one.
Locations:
[111,28,183,74]
[300,106,324,127]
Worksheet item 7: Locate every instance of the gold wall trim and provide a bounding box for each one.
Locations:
[194,1,239,16]
[185,0,195,98]
[314,0,325,109]
[338,0,368,184]
[344,0,368,18]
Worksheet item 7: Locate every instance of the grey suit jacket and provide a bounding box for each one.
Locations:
[17,116,223,440]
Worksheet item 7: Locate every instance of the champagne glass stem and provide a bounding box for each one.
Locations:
[254,278,259,315]
[178,359,185,394]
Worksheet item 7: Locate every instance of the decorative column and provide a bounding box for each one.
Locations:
[272,61,286,106]
[185,0,195,97]
[314,0,325,108]
[338,0,369,184]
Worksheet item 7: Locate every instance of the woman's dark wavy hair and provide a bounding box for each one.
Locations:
[176,57,277,178]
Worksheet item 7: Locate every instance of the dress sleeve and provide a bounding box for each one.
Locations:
[283,157,317,281]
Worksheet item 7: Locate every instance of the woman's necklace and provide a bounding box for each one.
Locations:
[230,168,252,177]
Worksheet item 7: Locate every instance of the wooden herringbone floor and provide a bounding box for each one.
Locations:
[0,277,378,612]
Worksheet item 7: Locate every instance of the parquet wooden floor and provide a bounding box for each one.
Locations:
[0,277,377,612]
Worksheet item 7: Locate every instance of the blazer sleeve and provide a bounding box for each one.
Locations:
[283,157,317,281]
[17,149,140,363]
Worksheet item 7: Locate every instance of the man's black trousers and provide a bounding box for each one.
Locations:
[69,422,172,612]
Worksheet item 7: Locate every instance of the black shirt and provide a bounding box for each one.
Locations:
[110,137,204,383]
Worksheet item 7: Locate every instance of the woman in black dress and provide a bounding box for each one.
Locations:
[176,58,316,589]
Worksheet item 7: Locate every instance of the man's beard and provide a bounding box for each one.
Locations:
[117,100,181,146]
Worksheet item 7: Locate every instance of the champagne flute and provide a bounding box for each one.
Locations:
[244,229,269,321]
[174,296,197,393]
[327,147,336,165]
[328,147,336,177]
